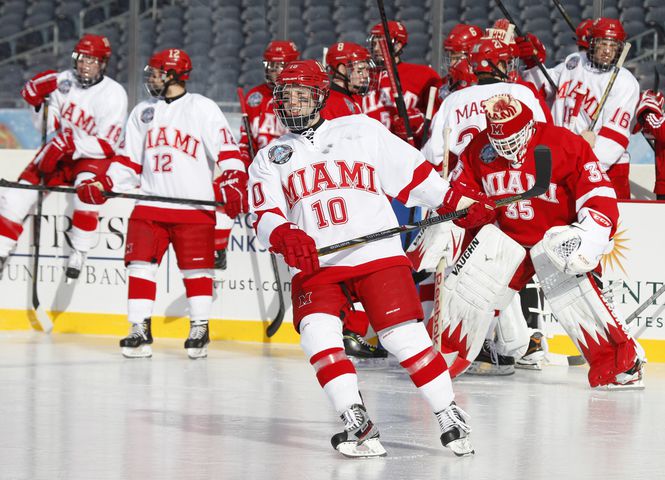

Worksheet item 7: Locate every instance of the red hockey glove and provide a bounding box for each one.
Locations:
[76,175,113,205]
[215,170,249,218]
[635,90,664,135]
[269,223,320,274]
[21,70,59,107]
[437,182,496,229]
[391,108,425,142]
[515,34,546,69]
[35,131,75,174]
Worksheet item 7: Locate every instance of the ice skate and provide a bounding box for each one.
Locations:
[343,330,388,360]
[516,330,546,370]
[598,358,645,391]
[436,402,474,457]
[331,403,387,458]
[466,339,515,376]
[185,321,210,359]
[120,319,153,358]
[65,249,87,283]
[214,248,227,270]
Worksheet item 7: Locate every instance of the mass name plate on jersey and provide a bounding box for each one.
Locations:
[58,80,72,94]
[141,107,155,123]
[480,144,498,164]
[269,144,293,164]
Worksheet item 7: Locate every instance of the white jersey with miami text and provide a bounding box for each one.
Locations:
[249,115,449,280]
[107,92,243,223]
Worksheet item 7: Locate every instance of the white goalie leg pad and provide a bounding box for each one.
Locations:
[495,291,530,358]
[406,213,466,272]
[530,241,630,352]
[441,224,526,366]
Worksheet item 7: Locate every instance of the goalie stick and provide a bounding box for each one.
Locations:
[30,101,53,333]
[237,87,285,337]
[319,145,552,256]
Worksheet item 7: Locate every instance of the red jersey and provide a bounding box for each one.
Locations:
[321,84,362,120]
[239,83,288,160]
[641,115,665,196]
[362,61,443,129]
[453,122,619,248]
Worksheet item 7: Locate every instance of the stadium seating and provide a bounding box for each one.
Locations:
[0,0,663,108]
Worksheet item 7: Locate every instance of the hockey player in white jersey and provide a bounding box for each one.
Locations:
[76,49,247,359]
[249,59,498,458]
[0,34,127,279]
[523,18,639,198]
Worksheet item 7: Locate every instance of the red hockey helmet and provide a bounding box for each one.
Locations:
[73,34,112,61]
[71,34,112,87]
[145,49,192,98]
[468,38,516,78]
[369,21,409,45]
[443,24,483,69]
[483,94,535,164]
[587,18,626,72]
[273,60,330,130]
[263,40,300,63]
[576,19,593,50]
[326,42,376,95]
[448,58,477,92]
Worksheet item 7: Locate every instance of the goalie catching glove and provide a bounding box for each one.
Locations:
[269,223,319,275]
[542,208,614,275]
[76,175,114,205]
[215,170,249,218]
[437,182,496,229]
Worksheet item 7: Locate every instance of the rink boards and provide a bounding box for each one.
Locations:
[0,150,664,360]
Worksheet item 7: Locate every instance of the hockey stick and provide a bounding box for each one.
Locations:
[430,126,452,352]
[30,101,53,333]
[551,0,577,34]
[494,0,558,92]
[0,180,224,207]
[421,86,438,145]
[589,42,631,130]
[237,87,285,337]
[319,145,552,256]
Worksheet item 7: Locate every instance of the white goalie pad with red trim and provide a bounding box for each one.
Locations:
[530,240,642,387]
[406,215,465,272]
[438,224,526,378]
[496,292,530,358]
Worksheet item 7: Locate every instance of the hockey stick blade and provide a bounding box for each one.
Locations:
[266,253,286,338]
[318,145,552,256]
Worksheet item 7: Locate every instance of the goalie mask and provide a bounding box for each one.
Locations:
[325,42,377,95]
[273,60,330,131]
[587,18,626,72]
[72,34,112,88]
[484,94,535,165]
[144,48,192,98]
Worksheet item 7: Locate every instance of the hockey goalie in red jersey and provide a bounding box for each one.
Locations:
[439,94,645,389]
[77,49,247,360]
[0,34,127,279]
[248,60,500,458]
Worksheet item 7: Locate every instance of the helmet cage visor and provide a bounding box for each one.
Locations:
[273,83,327,130]
[489,120,535,163]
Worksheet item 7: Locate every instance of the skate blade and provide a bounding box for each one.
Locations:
[515,361,542,371]
[445,437,475,457]
[465,362,515,376]
[65,269,80,283]
[335,438,387,458]
[121,345,152,358]
[187,347,208,359]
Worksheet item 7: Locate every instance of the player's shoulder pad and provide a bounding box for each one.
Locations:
[325,113,387,134]
[617,67,640,90]
[129,98,158,121]
[256,132,299,166]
